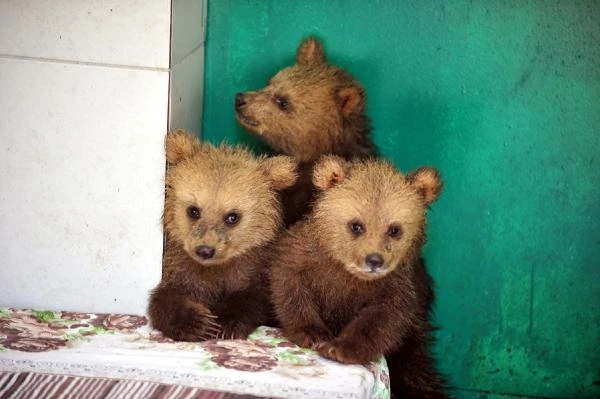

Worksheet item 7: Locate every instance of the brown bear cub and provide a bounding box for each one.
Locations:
[149,129,297,341]
[235,37,376,225]
[270,156,447,398]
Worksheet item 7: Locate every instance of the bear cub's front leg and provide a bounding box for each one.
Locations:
[148,287,221,341]
[314,305,399,364]
[148,130,298,343]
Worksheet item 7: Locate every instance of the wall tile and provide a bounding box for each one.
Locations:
[169,46,205,133]
[171,0,207,66]
[0,0,171,68]
[0,57,167,314]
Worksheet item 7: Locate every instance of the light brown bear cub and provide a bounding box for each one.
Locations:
[149,129,297,341]
[270,156,447,398]
[235,37,376,225]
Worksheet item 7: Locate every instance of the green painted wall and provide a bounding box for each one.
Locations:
[202,1,600,398]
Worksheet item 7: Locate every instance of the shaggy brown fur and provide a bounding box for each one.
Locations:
[270,156,447,398]
[148,129,297,341]
[235,37,376,225]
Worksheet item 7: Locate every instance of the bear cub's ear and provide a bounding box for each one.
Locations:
[297,37,326,66]
[259,156,298,191]
[165,129,201,165]
[407,167,443,205]
[337,85,365,117]
[313,155,350,190]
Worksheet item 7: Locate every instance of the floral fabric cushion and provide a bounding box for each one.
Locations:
[0,308,390,399]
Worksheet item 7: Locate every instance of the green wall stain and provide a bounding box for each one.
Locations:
[202,1,600,397]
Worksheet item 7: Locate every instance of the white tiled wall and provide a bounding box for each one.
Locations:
[0,0,206,315]
[169,45,206,133]
[171,0,207,66]
[0,1,171,68]
[170,0,207,131]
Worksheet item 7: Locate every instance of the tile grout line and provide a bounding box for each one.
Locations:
[171,40,206,68]
[0,53,170,73]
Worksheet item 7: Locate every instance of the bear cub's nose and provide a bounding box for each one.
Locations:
[365,253,384,270]
[235,93,247,110]
[196,245,216,260]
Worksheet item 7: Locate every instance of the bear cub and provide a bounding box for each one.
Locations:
[235,37,376,225]
[149,129,297,341]
[270,156,447,398]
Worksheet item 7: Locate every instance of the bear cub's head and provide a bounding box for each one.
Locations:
[164,130,297,265]
[235,37,372,161]
[311,156,442,280]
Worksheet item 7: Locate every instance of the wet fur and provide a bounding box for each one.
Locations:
[270,156,448,398]
[149,129,297,341]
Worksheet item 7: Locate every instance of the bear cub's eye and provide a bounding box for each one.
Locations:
[187,206,201,220]
[387,224,403,238]
[274,96,289,111]
[224,212,241,226]
[348,220,365,236]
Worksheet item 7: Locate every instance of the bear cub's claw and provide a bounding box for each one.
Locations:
[169,301,222,341]
[315,340,372,365]
[287,325,334,349]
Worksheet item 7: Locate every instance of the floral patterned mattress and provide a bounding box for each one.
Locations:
[0,308,390,399]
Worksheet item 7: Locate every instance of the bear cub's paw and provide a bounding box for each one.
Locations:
[169,301,221,341]
[315,340,374,365]
[218,321,257,340]
[287,325,334,349]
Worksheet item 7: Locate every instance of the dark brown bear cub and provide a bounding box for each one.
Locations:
[270,156,447,398]
[235,37,376,225]
[149,129,297,341]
